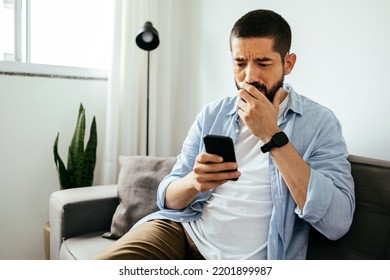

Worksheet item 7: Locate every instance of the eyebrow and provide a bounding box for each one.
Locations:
[234,56,273,63]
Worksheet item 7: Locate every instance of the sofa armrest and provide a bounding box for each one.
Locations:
[49,184,118,259]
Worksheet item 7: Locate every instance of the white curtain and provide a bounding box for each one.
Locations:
[101,0,201,184]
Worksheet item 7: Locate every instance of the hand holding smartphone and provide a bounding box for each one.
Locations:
[203,134,238,181]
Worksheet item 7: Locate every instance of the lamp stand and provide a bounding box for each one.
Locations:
[146,51,150,156]
[135,21,159,156]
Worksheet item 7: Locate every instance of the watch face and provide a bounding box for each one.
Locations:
[274,132,289,146]
[261,132,289,153]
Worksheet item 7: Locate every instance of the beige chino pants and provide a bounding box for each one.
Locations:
[94,219,204,260]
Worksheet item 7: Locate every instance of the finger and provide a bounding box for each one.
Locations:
[208,169,241,182]
[272,87,285,109]
[239,83,259,99]
[238,88,257,105]
[237,107,245,116]
[237,96,249,112]
[196,169,240,184]
[194,161,238,175]
[197,152,223,164]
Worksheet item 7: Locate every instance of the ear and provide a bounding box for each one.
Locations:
[283,53,296,75]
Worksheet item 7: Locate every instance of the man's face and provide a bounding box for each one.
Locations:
[231,36,288,102]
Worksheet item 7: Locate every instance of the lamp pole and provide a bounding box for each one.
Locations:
[146,51,150,156]
[135,21,159,156]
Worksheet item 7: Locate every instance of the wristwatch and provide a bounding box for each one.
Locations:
[261,131,289,153]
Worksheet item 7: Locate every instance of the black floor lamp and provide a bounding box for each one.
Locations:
[135,21,160,156]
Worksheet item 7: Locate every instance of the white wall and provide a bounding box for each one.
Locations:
[195,0,390,161]
[1,0,390,260]
[0,73,107,259]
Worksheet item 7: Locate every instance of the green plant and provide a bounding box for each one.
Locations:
[53,103,97,189]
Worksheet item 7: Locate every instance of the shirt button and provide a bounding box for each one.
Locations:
[235,128,240,134]
[179,218,184,221]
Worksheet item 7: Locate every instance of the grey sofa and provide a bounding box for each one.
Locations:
[49,154,390,260]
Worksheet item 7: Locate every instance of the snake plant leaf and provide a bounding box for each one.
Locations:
[53,133,72,189]
[68,104,86,187]
[53,103,97,189]
[84,116,97,186]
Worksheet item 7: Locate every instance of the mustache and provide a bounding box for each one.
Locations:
[249,82,268,93]
[235,77,284,103]
[234,81,268,92]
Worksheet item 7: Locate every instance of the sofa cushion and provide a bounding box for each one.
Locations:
[307,155,390,259]
[60,232,115,260]
[103,155,176,239]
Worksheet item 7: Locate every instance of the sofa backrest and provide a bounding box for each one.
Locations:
[307,154,390,259]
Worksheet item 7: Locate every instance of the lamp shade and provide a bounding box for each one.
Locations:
[135,21,159,51]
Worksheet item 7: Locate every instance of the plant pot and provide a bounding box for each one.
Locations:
[44,221,50,260]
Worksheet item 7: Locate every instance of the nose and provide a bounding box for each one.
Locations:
[244,62,260,84]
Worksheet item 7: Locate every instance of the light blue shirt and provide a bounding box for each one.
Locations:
[142,84,355,259]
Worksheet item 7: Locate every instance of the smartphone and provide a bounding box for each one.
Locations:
[203,134,238,181]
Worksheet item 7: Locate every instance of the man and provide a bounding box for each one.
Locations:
[96,9,355,260]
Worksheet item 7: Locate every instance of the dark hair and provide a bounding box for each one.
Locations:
[230,9,292,59]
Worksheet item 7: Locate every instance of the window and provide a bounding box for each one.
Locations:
[0,0,16,61]
[0,0,114,70]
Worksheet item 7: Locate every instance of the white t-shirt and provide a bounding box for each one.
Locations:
[183,94,289,260]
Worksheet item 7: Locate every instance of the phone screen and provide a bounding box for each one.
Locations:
[203,135,236,162]
[203,134,238,180]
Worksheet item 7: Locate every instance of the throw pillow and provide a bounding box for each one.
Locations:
[103,155,177,239]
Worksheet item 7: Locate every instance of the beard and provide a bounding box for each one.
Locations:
[235,76,284,102]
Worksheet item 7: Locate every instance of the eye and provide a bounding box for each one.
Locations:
[258,63,271,68]
[235,62,246,68]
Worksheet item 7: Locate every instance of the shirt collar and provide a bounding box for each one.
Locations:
[283,83,303,117]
